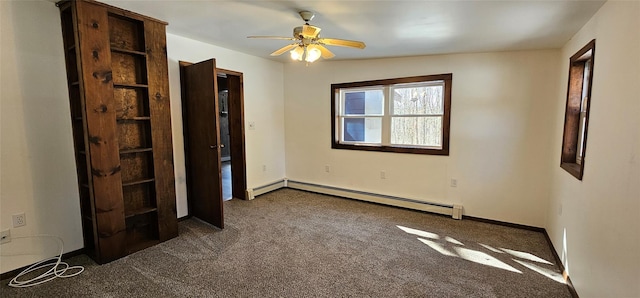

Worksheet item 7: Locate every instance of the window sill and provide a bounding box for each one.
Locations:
[332,142,449,156]
[560,162,583,180]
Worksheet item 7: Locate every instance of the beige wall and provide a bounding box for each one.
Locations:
[284,50,561,228]
[0,1,84,273]
[547,1,640,297]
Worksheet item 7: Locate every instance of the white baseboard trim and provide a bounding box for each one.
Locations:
[245,179,462,219]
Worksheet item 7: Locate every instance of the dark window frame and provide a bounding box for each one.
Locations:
[560,40,596,180]
[331,74,452,155]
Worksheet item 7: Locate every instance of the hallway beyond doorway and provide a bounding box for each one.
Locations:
[222,161,232,201]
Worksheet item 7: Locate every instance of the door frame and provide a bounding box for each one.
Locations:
[216,68,248,201]
[179,61,248,220]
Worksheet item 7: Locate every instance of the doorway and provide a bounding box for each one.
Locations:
[179,59,247,229]
[217,75,231,201]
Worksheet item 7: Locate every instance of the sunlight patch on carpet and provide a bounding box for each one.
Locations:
[513,259,566,284]
[479,243,504,253]
[454,247,522,273]
[396,225,439,240]
[417,238,457,257]
[445,236,464,246]
[500,248,553,265]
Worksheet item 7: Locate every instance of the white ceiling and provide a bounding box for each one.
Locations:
[101,0,606,62]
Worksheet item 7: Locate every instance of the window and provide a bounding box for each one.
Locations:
[331,74,452,155]
[560,40,595,180]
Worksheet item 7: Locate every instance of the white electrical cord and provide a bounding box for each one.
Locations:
[6,235,84,288]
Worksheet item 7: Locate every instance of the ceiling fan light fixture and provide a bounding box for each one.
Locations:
[249,10,365,63]
[290,46,304,61]
[305,45,322,63]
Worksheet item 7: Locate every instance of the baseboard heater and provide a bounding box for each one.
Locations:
[245,179,287,200]
[247,179,463,219]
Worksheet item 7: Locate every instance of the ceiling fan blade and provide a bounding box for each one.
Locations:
[318,38,366,49]
[301,25,321,38]
[316,45,335,59]
[270,44,298,56]
[248,36,296,40]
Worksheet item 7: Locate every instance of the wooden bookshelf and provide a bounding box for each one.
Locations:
[58,0,177,264]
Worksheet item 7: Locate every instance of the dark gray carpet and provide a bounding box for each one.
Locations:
[1,189,571,297]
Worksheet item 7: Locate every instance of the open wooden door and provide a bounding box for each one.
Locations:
[182,59,224,228]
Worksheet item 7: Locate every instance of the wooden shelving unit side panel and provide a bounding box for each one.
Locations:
[145,20,178,241]
[75,0,127,264]
[58,2,98,256]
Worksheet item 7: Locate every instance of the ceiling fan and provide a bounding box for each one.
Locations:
[248,11,366,63]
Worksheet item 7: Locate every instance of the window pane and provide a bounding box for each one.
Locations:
[393,85,443,115]
[344,90,383,115]
[343,117,382,143]
[577,114,587,162]
[580,59,591,113]
[391,117,442,147]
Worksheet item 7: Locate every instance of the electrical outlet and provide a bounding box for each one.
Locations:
[450,179,458,187]
[325,165,331,173]
[13,213,26,227]
[262,165,267,172]
[380,171,386,179]
[0,229,10,244]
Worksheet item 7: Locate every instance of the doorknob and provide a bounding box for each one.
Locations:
[220,144,225,148]
[210,145,217,149]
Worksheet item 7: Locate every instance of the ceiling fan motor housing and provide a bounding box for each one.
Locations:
[299,11,314,23]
